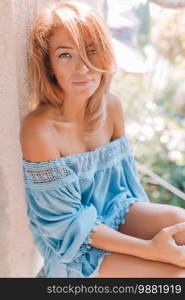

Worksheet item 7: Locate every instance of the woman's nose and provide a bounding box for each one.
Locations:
[75,57,89,73]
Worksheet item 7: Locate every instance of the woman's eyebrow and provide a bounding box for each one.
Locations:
[55,46,74,51]
[55,43,94,51]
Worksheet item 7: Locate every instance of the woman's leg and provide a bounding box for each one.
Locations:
[118,202,185,245]
[97,202,185,278]
[97,252,185,278]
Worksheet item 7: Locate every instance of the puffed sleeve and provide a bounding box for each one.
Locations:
[23,161,101,264]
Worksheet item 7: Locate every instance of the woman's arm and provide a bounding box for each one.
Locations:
[90,223,149,258]
[89,222,185,268]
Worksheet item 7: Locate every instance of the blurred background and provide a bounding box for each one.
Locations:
[103,0,185,209]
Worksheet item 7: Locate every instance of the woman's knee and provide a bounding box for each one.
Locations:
[167,205,185,225]
[119,202,185,240]
[166,205,185,245]
[141,203,185,228]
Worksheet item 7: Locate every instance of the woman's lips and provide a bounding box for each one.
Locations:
[72,80,92,85]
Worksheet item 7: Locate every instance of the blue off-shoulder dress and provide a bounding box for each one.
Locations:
[23,135,149,278]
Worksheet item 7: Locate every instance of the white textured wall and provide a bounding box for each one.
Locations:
[0,0,105,278]
[0,0,52,278]
[0,0,34,278]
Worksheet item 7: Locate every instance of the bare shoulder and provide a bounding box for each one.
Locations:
[106,92,125,138]
[19,110,59,163]
[107,92,122,108]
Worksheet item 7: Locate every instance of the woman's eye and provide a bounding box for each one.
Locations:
[88,49,97,55]
[58,53,72,59]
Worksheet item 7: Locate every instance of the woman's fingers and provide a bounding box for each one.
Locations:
[162,222,185,237]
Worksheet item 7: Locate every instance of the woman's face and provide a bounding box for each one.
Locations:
[49,28,102,99]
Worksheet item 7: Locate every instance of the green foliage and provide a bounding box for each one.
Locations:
[109,2,185,209]
[110,72,185,208]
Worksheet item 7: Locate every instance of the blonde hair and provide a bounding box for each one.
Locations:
[28,0,117,134]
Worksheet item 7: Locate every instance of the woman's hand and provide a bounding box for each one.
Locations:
[147,222,185,267]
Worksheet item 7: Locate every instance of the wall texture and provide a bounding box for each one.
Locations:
[0,0,105,277]
[0,0,45,278]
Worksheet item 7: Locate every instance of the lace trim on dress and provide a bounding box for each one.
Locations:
[26,167,72,184]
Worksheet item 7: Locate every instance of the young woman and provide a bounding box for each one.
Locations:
[20,1,185,278]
